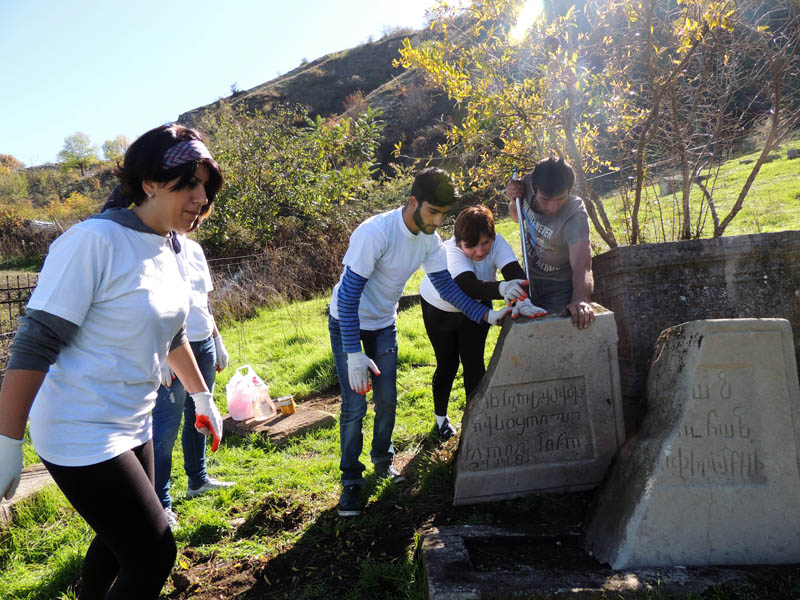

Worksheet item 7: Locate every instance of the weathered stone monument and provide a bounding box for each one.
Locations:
[584,318,800,568]
[592,230,800,433]
[453,308,625,505]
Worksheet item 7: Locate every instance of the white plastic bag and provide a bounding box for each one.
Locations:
[226,365,275,421]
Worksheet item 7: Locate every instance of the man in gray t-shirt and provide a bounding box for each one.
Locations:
[505,157,596,329]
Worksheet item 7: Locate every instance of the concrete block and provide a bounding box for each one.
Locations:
[584,318,800,568]
[0,464,55,529]
[453,307,625,505]
[422,525,755,599]
[223,404,335,447]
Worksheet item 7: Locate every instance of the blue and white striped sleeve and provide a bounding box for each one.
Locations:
[428,270,488,324]
[337,267,368,353]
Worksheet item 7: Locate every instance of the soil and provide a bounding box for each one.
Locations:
[77,394,800,599]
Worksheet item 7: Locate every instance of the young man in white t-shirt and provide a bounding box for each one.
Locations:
[329,168,515,517]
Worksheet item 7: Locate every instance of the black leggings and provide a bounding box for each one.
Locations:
[42,440,176,600]
[421,297,490,416]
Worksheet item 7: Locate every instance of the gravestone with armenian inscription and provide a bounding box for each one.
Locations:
[452,307,625,505]
[584,318,800,568]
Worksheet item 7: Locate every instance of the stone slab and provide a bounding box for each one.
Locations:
[223,404,335,447]
[423,525,755,599]
[0,463,55,528]
[592,230,800,434]
[453,307,624,505]
[584,318,800,568]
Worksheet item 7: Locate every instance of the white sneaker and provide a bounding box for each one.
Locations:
[164,507,179,531]
[186,476,234,499]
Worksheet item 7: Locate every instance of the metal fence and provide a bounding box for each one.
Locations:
[0,274,37,380]
[0,274,36,328]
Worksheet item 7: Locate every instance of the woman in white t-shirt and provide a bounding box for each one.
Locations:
[152,214,233,530]
[0,124,225,599]
[419,206,546,440]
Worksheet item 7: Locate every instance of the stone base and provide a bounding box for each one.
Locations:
[584,319,800,568]
[223,404,335,447]
[422,525,755,599]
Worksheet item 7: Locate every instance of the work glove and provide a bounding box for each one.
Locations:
[191,391,222,452]
[213,336,229,372]
[347,352,381,395]
[498,279,528,305]
[511,298,548,319]
[0,434,24,501]
[159,363,174,388]
[486,306,512,326]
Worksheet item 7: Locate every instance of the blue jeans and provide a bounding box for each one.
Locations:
[152,336,217,509]
[329,315,398,486]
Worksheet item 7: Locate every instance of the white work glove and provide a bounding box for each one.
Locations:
[191,391,223,452]
[159,363,174,388]
[498,279,528,305]
[486,306,512,326]
[0,434,24,501]
[347,352,381,395]
[213,336,229,372]
[511,298,548,319]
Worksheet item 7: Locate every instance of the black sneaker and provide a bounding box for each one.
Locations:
[374,463,405,483]
[337,485,363,517]
[436,418,457,442]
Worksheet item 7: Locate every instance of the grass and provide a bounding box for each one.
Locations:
[0,295,503,600]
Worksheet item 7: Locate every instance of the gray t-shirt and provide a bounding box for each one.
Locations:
[520,173,590,282]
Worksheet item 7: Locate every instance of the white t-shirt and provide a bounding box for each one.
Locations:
[28,218,190,466]
[177,236,215,342]
[419,234,518,313]
[329,207,448,330]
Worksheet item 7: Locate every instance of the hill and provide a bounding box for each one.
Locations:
[177,28,453,168]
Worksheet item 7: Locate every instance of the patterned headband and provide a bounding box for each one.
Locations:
[162,139,213,168]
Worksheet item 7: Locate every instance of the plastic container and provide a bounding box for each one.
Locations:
[277,395,296,416]
[252,377,276,421]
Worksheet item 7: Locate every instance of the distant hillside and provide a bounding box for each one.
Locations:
[177,28,454,168]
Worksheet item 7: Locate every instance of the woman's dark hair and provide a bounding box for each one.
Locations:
[530,156,574,196]
[410,167,460,207]
[113,124,222,215]
[454,205,495,247]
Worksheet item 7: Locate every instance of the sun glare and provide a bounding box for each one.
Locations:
[509,0,545,44]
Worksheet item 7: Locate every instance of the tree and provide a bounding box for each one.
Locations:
[199,102,385,252]
[0,154,24,174]
[397,0,799,247]
[57,132,98,176]
[102,135,130,164]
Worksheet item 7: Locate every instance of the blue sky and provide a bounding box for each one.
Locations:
[0,0,433,167]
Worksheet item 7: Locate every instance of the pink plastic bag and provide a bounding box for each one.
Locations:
[226,365,276,421]
[226,365,256,420]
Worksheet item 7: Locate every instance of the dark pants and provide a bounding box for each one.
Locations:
[421,297,490,416]
[42,440,176,600]
[530,277,573,314]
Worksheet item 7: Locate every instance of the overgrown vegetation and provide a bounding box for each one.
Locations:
[398,0,800,246]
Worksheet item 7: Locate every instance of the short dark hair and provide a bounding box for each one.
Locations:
[113,124,222,215]
[454,205,495,247]
[530,156,574,196]
[409,167,459,207]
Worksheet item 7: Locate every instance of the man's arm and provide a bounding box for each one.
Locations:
[567,240,595,329]
[428,270,510,324]
[337,267,380,394]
